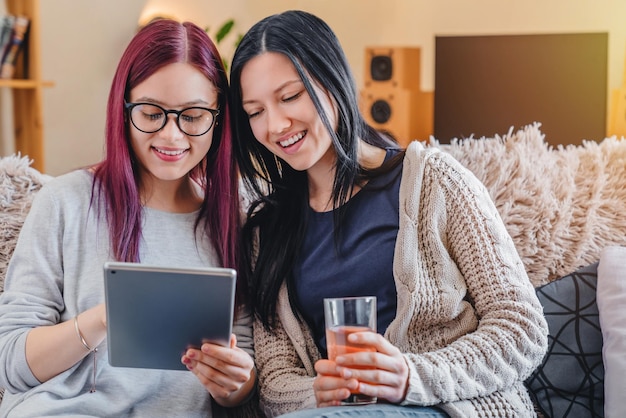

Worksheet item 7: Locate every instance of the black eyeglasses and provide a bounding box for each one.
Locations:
[124,102,220,137]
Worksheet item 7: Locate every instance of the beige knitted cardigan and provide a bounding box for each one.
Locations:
[253,141,548,418]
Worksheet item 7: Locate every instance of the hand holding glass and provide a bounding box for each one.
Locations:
[324,296,377,405]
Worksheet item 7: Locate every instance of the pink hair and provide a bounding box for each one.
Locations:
[92,19,239,272]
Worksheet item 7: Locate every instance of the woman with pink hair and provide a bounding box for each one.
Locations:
[0,19,255,417]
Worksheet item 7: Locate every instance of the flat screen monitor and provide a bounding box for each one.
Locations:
[434,33,608,145]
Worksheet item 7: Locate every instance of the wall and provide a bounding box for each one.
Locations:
[34,0,626,175]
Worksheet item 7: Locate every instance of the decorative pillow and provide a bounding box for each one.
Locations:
[0,154,50,294]
[597,246,626,418]
[430,123,626,288]
[525,263,604,418]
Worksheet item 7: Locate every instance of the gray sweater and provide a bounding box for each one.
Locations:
[0,170,253,418]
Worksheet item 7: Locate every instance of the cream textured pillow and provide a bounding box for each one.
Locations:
[598,245,626,418]
[429,123,626,287]
[0,154,51,293]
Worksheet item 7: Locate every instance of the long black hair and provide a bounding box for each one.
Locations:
[229,10,403,330]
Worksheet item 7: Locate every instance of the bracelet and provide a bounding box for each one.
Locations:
[74,315,95,352]
[74,315,98,393]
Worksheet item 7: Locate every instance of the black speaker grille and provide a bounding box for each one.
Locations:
[370,55,392,81]
[370,99,392,124]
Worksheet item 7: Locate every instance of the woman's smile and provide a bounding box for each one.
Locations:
[279,131,307,148]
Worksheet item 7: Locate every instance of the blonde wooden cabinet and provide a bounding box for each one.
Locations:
[0,0,52,172]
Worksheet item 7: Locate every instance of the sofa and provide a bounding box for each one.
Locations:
[1,122,625,416]
[428,123,626,417]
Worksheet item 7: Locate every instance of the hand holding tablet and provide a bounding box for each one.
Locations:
[103,262,236,370]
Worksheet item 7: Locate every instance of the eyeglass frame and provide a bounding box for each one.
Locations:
[124,101,220,137]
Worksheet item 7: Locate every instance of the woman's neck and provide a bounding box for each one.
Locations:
[307,140,386,212]
[140,175,202,213]
[359,140,387,170]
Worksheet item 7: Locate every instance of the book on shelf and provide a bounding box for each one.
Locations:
[0,14,29,79]
[0,14,15,63]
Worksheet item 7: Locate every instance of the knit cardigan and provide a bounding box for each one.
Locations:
[253,141,549,417]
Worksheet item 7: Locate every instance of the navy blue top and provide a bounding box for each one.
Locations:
[293,149,403,356]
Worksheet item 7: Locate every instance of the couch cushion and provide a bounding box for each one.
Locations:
[597,246,626,418]
[431,123,626,288]
[525,263,604,417]
[0,154,51,293]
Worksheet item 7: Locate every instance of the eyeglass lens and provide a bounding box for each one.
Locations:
[128,103,217,136]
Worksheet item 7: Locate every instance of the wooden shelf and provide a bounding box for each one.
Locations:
[0,79,53,88]
[3,0,50,172]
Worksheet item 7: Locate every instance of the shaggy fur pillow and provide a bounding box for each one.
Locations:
[429,122,626,287]
[0,154,51,293]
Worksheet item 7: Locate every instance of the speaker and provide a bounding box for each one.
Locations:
[360,87,433,147]
[364,47,422,91]
[361,46,432,145]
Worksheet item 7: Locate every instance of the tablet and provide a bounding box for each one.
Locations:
[103,261,236,370]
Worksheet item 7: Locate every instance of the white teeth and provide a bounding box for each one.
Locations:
[279,132,305,148]
[154,147,186,156]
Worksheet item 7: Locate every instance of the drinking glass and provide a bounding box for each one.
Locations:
[323,296,377,405]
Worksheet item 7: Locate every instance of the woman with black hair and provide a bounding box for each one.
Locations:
[230,10,547,418]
